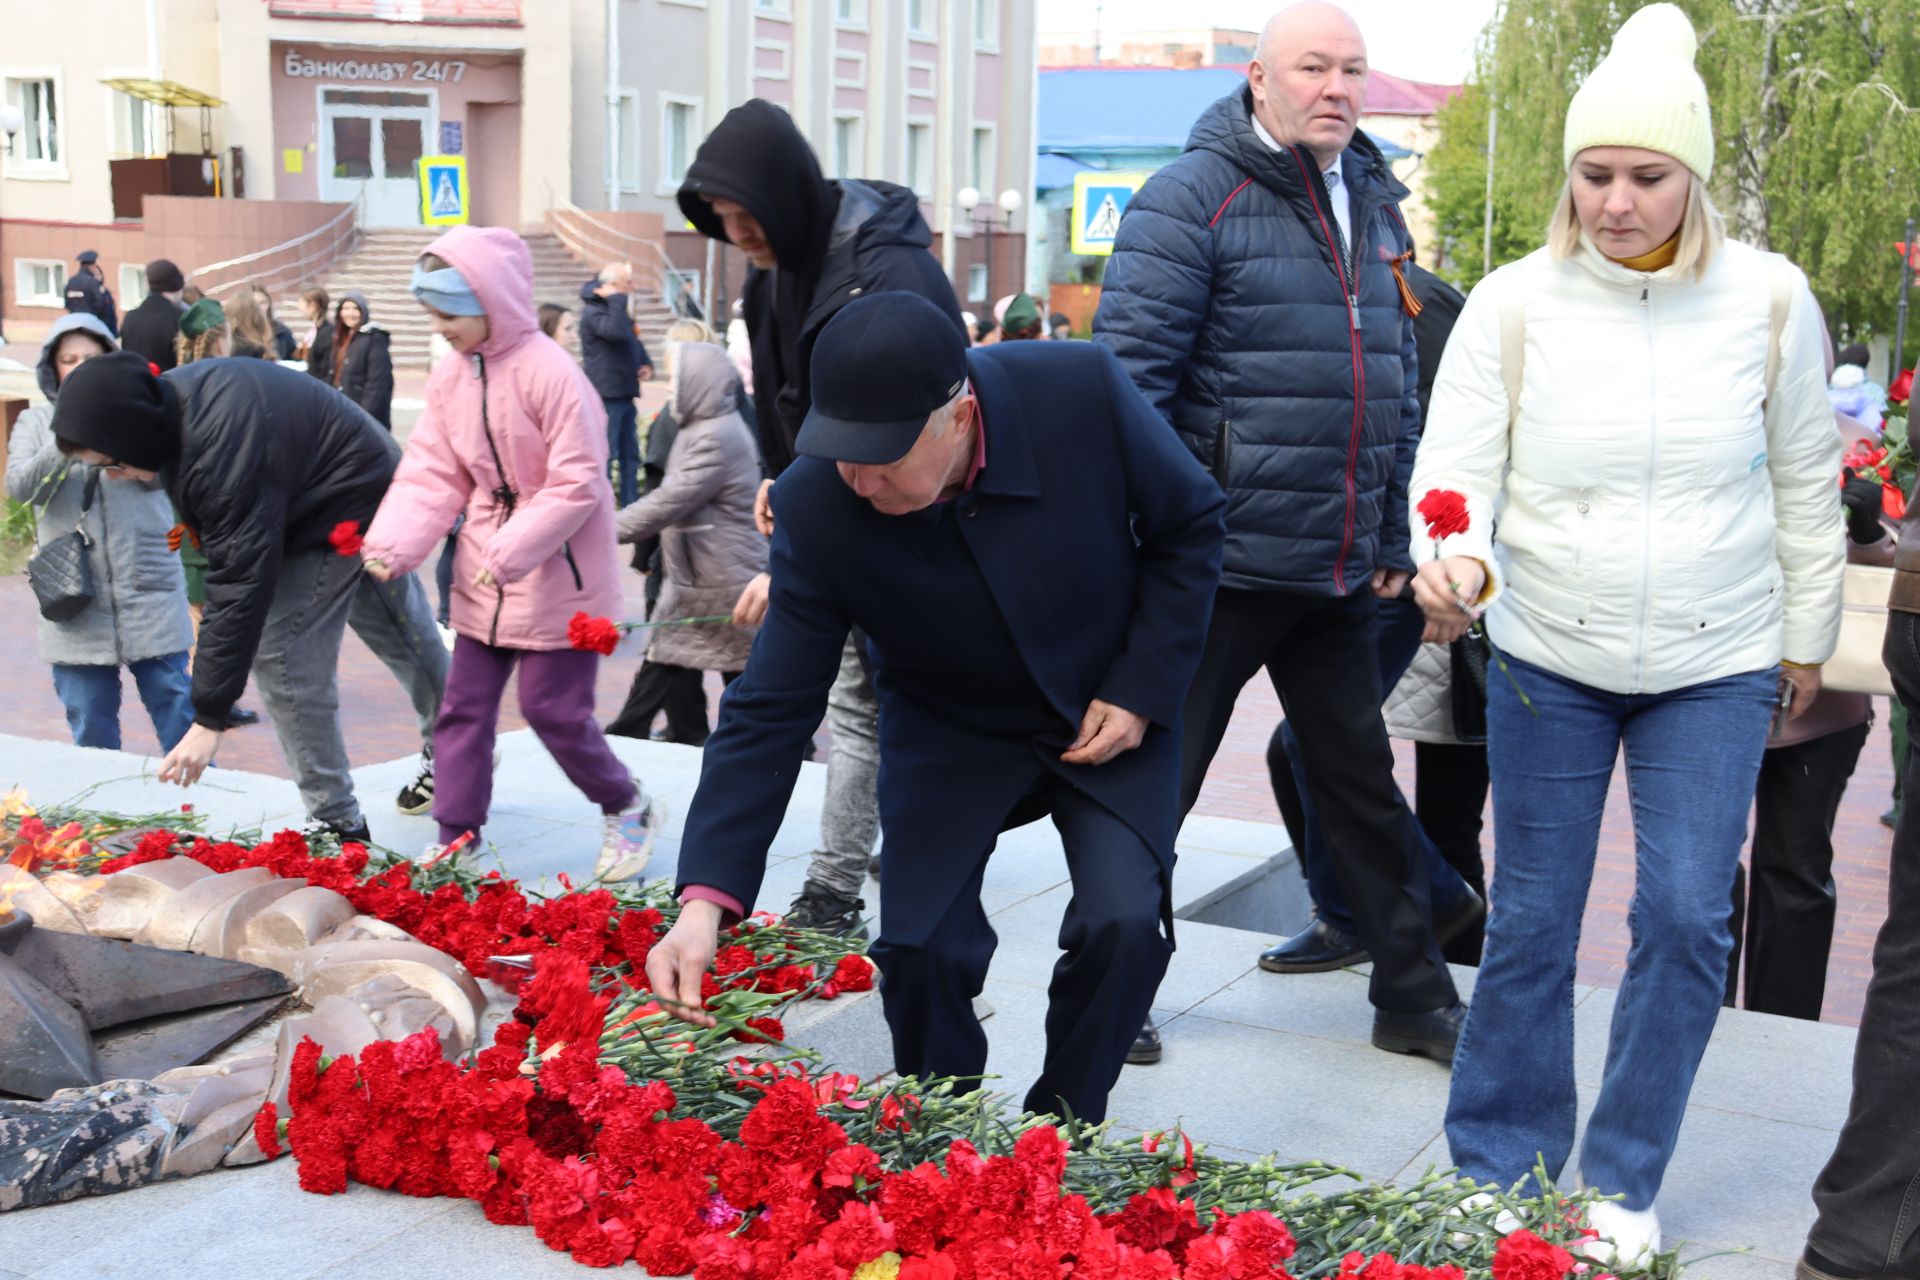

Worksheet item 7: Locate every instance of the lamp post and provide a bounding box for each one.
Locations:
[957,186,1024,306]
[0,104,21,343]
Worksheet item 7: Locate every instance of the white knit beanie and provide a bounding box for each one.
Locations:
[1562,3,1714,181]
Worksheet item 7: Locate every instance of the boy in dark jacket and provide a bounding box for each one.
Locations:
[49,352,448,843]
[675,97,967,938]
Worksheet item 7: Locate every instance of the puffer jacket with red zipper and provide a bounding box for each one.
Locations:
[1094,85,1423,595]
[361,224,623,650]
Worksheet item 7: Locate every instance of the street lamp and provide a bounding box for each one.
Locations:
[0,104,21,343]
[957,187,1025,309]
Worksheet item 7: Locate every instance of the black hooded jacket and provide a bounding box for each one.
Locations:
[331,291,394,428]
[160,358,402,727]
[679,99,963,477]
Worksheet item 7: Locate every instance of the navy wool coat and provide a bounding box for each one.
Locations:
[674,340,1227,946]
[1094,87,1423,596]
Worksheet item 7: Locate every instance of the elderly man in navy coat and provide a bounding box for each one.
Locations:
[647,291,1226,1123]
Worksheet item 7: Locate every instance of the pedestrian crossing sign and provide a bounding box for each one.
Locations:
[419,155,469,226]
[1070,171,1149,256]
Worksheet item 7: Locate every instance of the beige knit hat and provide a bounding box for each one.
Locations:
[1562,3,1713,181]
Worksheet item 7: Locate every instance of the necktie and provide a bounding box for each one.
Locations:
[1324,169,1351,278]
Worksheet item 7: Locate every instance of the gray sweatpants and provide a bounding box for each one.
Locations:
[251,549,448,827]
[803,636,881,898]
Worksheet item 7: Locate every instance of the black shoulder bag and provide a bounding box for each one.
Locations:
[27,468,102,622]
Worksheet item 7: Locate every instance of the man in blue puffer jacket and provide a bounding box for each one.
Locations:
[1096,0,1463,1064]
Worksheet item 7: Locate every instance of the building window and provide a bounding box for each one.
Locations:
[113,90,158,157]
[970,126,994,194]
[906,121,932,196]
[835,0,865,23]
[660,96,700,193]
[616,89,641,192]
[831,114,861,180]
[974,0,997,48]
[14,259,65,307]
[7,76,62,169]
[120,263,149,305]
[908,0,932,35]
[966,263,988,303]
[753,0,789,13]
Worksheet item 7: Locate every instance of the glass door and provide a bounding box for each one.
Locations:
[319,89,435,226]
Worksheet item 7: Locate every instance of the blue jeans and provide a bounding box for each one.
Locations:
[1283,595,1479,935]
[51,652,195,753]
[434,513,464,627]
[605,397,640,506]
[1445,653,1777,1208]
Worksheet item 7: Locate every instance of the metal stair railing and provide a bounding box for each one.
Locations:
[545,192,702,320]
[192,196,364,302]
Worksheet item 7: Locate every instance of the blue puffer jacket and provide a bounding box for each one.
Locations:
[1095,88,1422,595]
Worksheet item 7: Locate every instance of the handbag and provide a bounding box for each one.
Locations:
[26,469,101,623]
[1824,563,1896,696]
[1448,630,1490,744]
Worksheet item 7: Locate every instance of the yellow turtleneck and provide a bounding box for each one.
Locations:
[1609,233,1680,272]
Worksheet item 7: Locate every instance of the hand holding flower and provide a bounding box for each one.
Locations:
[1412,556,1486,644]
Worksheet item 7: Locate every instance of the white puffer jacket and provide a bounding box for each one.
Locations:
[1409,237,1844,696]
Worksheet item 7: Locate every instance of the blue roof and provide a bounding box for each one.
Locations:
[1040,66,1410,163]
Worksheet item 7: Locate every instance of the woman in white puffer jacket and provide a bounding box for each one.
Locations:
[1407,5,1844,1264]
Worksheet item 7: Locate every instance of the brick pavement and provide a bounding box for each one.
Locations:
[0,558,1894,1026]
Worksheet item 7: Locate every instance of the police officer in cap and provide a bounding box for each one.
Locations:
[646,291,1226,1123]
[64,250,119,337]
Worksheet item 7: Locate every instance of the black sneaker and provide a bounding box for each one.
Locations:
[1127,1016,1163,1065]
[222,706,261,729]
[304,818,373,848]
[783,881,867,938]
[397,751,434,815]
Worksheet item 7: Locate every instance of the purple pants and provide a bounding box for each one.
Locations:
[434,636,636,843]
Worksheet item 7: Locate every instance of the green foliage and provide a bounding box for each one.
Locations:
[1426,0,1920,354]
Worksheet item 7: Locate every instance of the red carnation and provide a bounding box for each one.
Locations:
[1890,368,1913,405]
[568,611,622,656]
[1491,1228,1578,1280]
[329,520,365,557]
[1417,488,1471,541]
[253,1101,284,1159]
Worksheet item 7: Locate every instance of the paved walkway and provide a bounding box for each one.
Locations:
[0,730,1855,1278]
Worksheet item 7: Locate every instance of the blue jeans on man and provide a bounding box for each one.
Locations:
[605,397,640,506]
[1445,653,1776,1208]
[51,651,195,752]
[1280,594,1481,938]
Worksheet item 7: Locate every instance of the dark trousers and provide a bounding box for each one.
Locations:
[605,397,641,506]
[868,776,1171,1125]
[1415,741,1490,964]
[1724,720,1870,1020]
[1272,595,1481,957]
[607,662,739,746]
[1808,611,1920,1278]
[1180,586,1456,1014]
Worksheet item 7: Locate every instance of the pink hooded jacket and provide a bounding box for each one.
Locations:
[363,225,623,650]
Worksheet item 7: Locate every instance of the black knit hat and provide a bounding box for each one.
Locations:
[1838,343,1871,370]
[50,351,181,471]
[146,258,185,293]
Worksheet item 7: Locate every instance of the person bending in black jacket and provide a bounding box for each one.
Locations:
[49,352,449,844]
[675,97,966,938]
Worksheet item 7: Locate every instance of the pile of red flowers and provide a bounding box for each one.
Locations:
[97,829,873,1027]
[271,950,1577,1278]
[1843,437,1911,521]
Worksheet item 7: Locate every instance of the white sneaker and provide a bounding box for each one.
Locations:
[1450,1191,1525,1244]
[595,788,661,883]
[1578,1199,1661,1266]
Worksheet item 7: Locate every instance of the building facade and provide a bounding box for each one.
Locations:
[2,0,1035,328]
[1037,26,1258,70]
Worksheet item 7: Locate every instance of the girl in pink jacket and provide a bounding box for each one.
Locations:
[362,225,658,879]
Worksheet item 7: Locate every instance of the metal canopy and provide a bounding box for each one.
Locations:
[98,78,225,109]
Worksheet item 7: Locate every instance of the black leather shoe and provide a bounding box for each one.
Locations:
[1259,918,1369,973]
[222,706,261,728]
[1372,1000,1468,1064]
[1127,1017,1163,1065]
[1795,1248,1880,1280]
[1435,891,1487,947]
